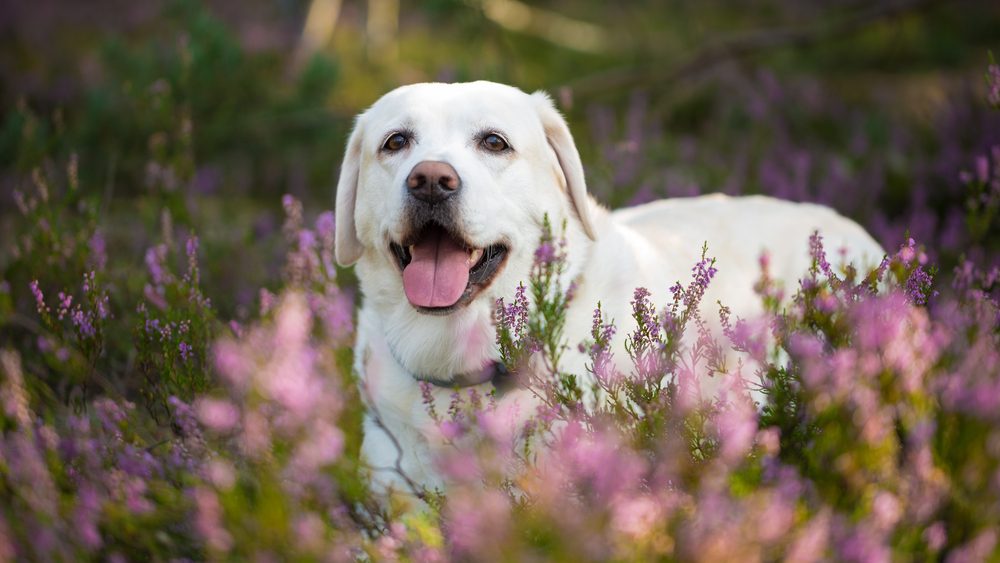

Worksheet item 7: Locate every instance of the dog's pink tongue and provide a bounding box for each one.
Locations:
[402,229,470,308]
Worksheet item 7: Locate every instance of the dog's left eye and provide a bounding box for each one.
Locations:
[481,133,511,152]
[382,133,410,152]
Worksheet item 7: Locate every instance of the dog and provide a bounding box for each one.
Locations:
[333,81,884,497]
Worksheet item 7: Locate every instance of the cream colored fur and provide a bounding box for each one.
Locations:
[334,81,884,497]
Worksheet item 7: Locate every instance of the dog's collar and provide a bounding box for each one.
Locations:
[413,361,518,394]
[384,341,519,394]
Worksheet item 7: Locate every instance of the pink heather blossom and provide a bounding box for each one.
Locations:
[0,351,31,428]
[757,427,781,456]
[205,460,236,490]
[947,529,997,563]
[438,449,481,482]
[715,398,758,463]
[757,489,797,544]
[610,495,663,539]
[239,411,272,458]
[259,288,276,315]
[924,522,947,551]
[287,421,344,478]
[213,340,252,388]
[871,492,902,531]
[196,398,240,432]
[193,487,232,553]
[786,511,832,563]
[293,512,327,554]
[445,490,511,558]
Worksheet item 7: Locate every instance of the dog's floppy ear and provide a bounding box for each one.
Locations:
[531,91,597,240]
[335,116,365,266]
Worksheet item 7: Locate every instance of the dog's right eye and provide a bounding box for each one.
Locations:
[382,133,410,152]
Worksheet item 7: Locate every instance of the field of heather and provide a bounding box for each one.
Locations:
[1,1,999,560]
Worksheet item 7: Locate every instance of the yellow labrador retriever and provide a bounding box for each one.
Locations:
[334,81,883,496]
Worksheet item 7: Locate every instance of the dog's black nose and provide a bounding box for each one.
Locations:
[406,161,460,204]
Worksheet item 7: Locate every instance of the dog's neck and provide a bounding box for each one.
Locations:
[416,360,516,391]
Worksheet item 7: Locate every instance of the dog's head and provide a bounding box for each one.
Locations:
[335,81,596,379]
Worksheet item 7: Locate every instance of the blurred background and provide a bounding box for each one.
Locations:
[2,0,999,320]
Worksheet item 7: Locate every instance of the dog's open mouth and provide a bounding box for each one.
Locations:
[389,223,508,314]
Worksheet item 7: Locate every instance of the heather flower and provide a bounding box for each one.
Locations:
[178,341,192,361]
[906,269,935,307]
[167,396,200,437]
[809,231,834,279]
[987,62,1000,107]
[714,394,758,463]
[71,309,95,337]
[610,495,664,539]
[630,286,660,342]
[88,231,107,271]
[445,490,511,558]
[72,486,102,550]
[534,241,556,265]
[57,292,72,320]
[587,305,619,385]
[259,288,276,315]
[502,283,529,337]
[1,351,32,428]
[184,235,200,286]
[193,487,232,553]
[145,244,169,286]
[315,210,335,241]
[924,522,947,551]
[29,280,47,315]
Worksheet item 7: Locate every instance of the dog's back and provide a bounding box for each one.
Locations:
[613,193,884,294]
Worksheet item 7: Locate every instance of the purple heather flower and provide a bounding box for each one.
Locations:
[71,309,96,338]
[496,283,529,345]
[56,292,72,320]
[145,245,168,286]
[987,63,1000,107]
[687,255,718,308]
[178,342,193,361]
[73,485,103,550]
[631,286,660,341]
[533,242,556,265]
[186,235,199,261]
[168,396,200,437]
[298,229,316,251]
[809,231,834,279]
[29,280,46,314]
[315,211,335,240]
[905,266,935,306]
[88,231,107,271]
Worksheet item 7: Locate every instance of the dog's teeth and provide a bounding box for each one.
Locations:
[408,245,415,256]
[468,248,484,265]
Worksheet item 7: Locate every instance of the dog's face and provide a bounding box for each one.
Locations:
[335,81,595,380]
